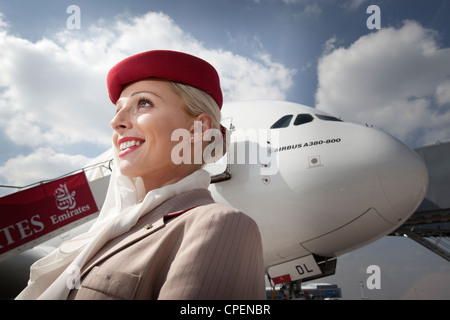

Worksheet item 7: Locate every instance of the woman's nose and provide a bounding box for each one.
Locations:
[110,108,132,132]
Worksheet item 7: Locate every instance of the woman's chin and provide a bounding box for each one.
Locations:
[117,161,141,178]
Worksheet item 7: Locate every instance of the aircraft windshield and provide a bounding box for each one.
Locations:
[315,114,343,122]
[271,114,315,129]
[294,114,314,126]
[271,114,293,129]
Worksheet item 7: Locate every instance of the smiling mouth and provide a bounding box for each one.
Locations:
[119,139,144,151]
[118,139,145,157]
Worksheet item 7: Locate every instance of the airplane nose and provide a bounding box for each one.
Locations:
[372,130,429,224]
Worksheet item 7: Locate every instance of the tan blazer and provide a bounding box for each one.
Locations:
[68,189,266,300]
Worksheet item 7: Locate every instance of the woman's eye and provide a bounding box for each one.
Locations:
[138,99,153,108]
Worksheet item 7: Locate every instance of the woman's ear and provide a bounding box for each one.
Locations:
[197,113,214,132]
[190,113,213,140]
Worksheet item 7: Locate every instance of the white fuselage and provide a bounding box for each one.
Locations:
[208,100,428,270]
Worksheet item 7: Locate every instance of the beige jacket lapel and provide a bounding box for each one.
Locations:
[81,215,166,278]
[80,189,215,278]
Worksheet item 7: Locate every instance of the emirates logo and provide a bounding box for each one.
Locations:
[54,183,77,211]
[51,182,92,225]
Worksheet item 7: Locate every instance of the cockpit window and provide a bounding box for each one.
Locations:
[294,114,314,126]
[315,114,343,122]
[271,115,293,129]
[271,112,341,129]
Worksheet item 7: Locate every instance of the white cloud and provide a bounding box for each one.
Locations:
[436,81,450,106]
[302,4,322,16]
[315,20,450,147]
[322,36,338,56]
[342,0,369,11]
[0,28,113,148]
[0,148,91,188]
[0,11,295,187]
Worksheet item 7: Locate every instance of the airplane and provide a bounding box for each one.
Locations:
[0,100,429,299]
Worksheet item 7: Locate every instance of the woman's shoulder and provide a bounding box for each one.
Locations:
[190,202,245,217]
[175,202,263,247]
[183,202,259,228]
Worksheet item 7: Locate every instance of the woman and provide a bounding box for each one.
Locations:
[16,50,266,300]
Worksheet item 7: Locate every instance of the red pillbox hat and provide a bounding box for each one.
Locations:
[107,50,223,109]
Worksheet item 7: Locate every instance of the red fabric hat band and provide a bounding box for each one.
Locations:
[107,50,223,109]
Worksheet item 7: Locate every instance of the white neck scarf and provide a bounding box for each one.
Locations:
[15,151,211,300]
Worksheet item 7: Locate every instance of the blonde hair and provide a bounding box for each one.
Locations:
[170,82,221,129]
[170,81,227,162]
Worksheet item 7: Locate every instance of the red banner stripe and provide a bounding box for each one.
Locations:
[0,172,98,257]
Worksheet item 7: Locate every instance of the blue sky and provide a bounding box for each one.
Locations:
[0,0,449,299]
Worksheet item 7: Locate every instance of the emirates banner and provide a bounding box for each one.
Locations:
[0,172,98,257]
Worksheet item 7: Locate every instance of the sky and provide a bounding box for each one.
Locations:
[0,0,449,299]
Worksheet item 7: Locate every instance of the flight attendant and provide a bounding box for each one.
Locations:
[16,50,266,300]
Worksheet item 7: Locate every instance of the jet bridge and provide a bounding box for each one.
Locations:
[391,141,450,262]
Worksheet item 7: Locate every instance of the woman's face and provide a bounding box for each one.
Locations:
[110,79,197,191]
